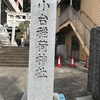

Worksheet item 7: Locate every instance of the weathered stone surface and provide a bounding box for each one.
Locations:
[27,0,57,100]
[21,92,60,100]
[88,27,100,100]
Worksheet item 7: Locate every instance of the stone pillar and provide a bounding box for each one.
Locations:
[0,0,2,24]
[11,15,16,46]
[88,27,100,100]
[70,0,72,6]
[28,0,57,100]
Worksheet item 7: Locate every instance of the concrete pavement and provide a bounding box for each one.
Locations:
[54,60,91,100]
[0,60,91,100]
[0,67,28,100]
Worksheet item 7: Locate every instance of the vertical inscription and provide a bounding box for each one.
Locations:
[28,0,56,99]
[35,0,50,78]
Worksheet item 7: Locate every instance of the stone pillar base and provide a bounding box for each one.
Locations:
[21,91,60,100]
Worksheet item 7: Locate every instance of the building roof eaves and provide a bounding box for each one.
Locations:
[4,0,20,12]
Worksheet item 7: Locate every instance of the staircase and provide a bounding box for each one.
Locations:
[0,46,29,67]
[59,6,90,55]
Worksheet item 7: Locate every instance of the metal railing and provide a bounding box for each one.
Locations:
[59,6,90,53]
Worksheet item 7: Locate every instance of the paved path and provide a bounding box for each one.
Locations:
[0,61,91,100]
[0,67,28,100]
[54,61,91,100]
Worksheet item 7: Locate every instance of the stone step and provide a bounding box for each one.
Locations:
[0,55,29,58]
[0,48,29,50]
[0,60,28,64]
[0,46,29,67]
[0,64,28,67]
[0,60,28,63]
[0,52,29,55]
[0,57,28,60]
[0,49,29,51]
[0,50,29,54]
[1,46,28,50]
[0,49,28,52]
[1,46,28,48]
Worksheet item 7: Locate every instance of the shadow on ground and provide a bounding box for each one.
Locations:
[54,77,91,100]
[0,76,23,100]
[54,61,91,100]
